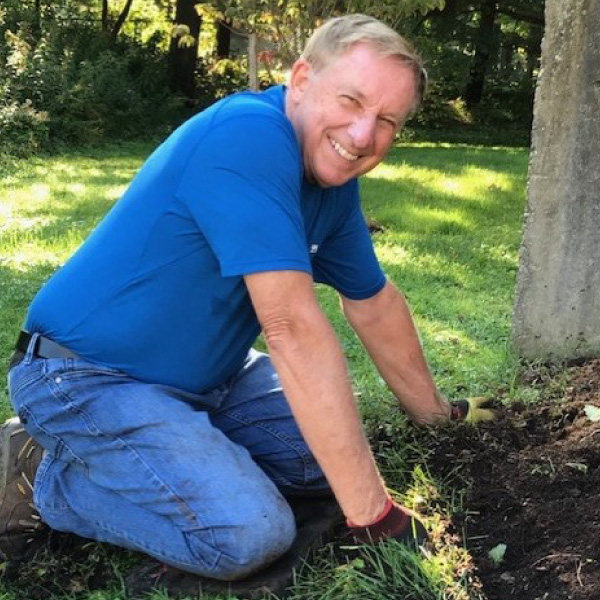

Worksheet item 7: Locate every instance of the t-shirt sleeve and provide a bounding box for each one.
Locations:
[312,180,386,300]
[175,106,311,277]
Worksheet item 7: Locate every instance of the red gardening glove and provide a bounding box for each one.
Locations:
[347,498,428,549]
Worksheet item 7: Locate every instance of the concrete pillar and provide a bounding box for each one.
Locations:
[513,0,600,360]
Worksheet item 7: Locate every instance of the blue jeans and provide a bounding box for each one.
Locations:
[8,334,329,580]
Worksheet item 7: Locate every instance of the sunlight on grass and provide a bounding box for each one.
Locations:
[105,184,128,200]
[367,158,516,205]
[403,204,471,232]
[6,249,64,270]
[367,161,429,181]
[375,243,412,266]
[440,178,463,193]
[31,182,51,201]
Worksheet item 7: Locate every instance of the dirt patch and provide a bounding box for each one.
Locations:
[426,359,600,600]
[2,360,599,600]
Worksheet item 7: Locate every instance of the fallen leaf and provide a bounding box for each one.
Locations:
[488,543,507,565]
[584,405,600,422]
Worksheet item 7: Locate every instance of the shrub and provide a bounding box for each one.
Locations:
[414,81,473,129]
[196,57,249,109]
[0,100,49,157]
[1,21,184,149]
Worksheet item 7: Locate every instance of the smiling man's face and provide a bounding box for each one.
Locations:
[286,43,418,188]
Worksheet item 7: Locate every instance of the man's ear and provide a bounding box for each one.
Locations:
[288,59,312,102]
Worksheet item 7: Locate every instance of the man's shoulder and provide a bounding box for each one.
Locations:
[158,86,294,167]
[206,86,287,127]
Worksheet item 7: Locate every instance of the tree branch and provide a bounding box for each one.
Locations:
[102,0,109,32]
[111,0,135,41]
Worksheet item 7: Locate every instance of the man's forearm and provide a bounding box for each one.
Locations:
[265,310,388,525]
[245,270,389,526]
[343,281,451,425]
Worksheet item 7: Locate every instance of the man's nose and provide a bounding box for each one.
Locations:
[347,115,376,149]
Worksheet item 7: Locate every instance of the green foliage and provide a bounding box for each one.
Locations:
[0,8,183,153]
[405,2,542,136]
[0,0,541,157]
[0,100,49,156]
[414,82,472,130]
[196,57,249,106]
[476,77,536,129]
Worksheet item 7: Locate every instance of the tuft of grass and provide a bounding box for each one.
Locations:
[0,138,530,600]
[288,539,473,600]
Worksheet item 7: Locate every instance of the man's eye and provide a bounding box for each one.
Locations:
[379,117,397,129]
[340,95,360,107]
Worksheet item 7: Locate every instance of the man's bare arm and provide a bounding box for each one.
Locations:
[342,280,451,426]
[244,270,387,526]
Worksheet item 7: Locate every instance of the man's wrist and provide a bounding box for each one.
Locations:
[344,492,390,527]
[347,496,393,528]
[436,390,453,420]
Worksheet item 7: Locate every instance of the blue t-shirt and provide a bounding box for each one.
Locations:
[26,86,386,393]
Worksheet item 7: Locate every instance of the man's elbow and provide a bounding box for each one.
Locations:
[261,314,302,353]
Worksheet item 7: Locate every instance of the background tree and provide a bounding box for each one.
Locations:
[464,0,499,108]
[110,0,136,41]
[168,0,202,97]
[215,17,232,58]
[0,0,546,155]
[217,0,443,68]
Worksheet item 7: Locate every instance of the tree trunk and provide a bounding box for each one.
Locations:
[168,0,202,98]
[102,0,109,33]
[111,0,135,41]
[216,19,232,58]
[526,24,544,77]
[500,36,516,75]
[513,0,600,360]
[465,0,499,108]
[32,0,42,42]
[248,32,258,90]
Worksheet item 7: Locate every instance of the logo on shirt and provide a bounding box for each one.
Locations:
[309,244,319,255]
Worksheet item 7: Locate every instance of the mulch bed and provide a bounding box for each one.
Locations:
[426,359,600,600]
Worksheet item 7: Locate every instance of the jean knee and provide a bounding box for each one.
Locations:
[186,500,296,580]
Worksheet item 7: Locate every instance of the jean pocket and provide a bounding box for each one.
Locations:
[49,357,129,380]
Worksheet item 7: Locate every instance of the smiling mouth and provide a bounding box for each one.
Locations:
[328,136,359,162]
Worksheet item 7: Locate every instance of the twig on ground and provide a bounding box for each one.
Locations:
[530,552,581,569]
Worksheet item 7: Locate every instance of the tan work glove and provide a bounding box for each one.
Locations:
[450,397,499,423]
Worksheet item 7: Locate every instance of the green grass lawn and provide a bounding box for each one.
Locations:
[0,139,529,599]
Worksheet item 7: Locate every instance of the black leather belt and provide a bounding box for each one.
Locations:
[10,331,81,369]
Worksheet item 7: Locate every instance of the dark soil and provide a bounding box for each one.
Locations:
[426,359,600,600]
[2,360,599,600]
